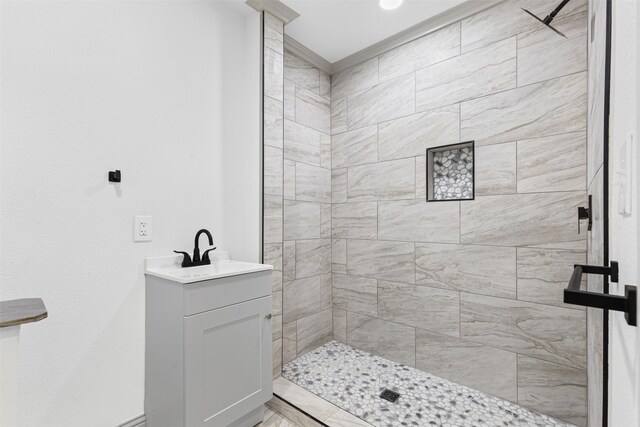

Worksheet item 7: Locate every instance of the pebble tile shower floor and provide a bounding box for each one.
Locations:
[282,341,575,427]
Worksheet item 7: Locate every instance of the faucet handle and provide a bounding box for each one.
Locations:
[173,251,192,268]
[202,247,217,263]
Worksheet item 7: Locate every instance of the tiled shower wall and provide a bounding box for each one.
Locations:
[262,7,334,373]
[262,12,285,379]
[328,0,588,425]
[281,49,333,364]
[267,0,591,423]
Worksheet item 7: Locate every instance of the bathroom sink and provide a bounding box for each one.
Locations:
[145,253,273,284]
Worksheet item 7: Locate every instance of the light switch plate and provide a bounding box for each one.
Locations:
[134,215,152,242]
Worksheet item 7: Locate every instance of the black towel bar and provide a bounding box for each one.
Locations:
[564,261,636,326]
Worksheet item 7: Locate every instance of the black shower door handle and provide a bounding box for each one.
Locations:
[564,261,636,326]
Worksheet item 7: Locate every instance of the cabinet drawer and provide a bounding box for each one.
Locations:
[183,270,271,316]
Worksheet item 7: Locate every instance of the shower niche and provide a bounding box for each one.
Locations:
[426,141,475,202]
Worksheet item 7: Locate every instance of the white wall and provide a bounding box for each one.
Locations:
[0,1,260,426]
[608,0,639,426]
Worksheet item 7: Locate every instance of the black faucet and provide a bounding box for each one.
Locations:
[174,229,217,268]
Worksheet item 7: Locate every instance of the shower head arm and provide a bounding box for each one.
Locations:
[543,0,572,25]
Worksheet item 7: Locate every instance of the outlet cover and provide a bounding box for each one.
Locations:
[134,215,152,242]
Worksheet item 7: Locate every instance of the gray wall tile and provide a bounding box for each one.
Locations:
[297,308,333,356]
[331,57,378,99]
[284,119,321,165]
[517,355,587,426]
[331,168,348,203]
[264,12,283,55]
[333,308,347,343]
[517,248,586,309]
[264,96,284,149]
[283,321,297,364]
[332,202,377,239]
[272,339,282,379]
[264,145,283,196]
[273,289,282,316]
[460,0,585,53]
[347,312,416,366]
[461,72,587,146]
[377,105,460,161]
[295,87,331,134]
[264,194,283,244]
[263,243,282,271]
[475,142,517,196]
[265,47,284,102]
[415,243,516,299]
[319,70,331,100]
[295,239,331,279]
[332,239,347,274]
[284,200,321,240]
[284,50,320,94]
[347,158,415,201]
[416,37,516,112]
[517,132,587,193]
[332,273,378,317]
[378,199,459,243]
[378,280,460,337]
[295,162,331,203]
[284,159,296,200]
[332,125,378,168]
[320,203,332,238]
[284,78,296,121]
[378,22,460,82]
[415,329,517,402]
[320,134,331,169]
[330,97,348,135]
[517,5,587,86]
[347,74,415,130]
[460,293,587,369]
[283,274,332,323]
[271,270,282,293]
[460,192,586,246]
[415,156,426,199]
[347,239,415,284]
[283,240,295,281]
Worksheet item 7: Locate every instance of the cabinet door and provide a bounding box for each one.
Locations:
[184,296,273,427]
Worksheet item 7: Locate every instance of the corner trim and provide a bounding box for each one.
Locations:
[246,0,300,24]
[284,35,332,74]
[117,414,145,427]
[330,0,506,74]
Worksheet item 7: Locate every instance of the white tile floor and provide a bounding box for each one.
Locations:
[282,341,576,427]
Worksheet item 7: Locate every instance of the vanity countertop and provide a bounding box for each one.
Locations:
[145,253,272,284]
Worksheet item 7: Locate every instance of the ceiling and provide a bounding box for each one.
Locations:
[281,0,468,63]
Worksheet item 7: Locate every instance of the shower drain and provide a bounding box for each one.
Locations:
[379,389,400,403]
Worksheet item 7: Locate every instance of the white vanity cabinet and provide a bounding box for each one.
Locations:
[145,256,273,427]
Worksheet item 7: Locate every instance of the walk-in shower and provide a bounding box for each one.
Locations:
[263,0,598,425]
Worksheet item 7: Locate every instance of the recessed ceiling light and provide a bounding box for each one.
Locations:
[379,0,404,11]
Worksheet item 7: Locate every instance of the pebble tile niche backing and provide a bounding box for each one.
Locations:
[429,143,474,200]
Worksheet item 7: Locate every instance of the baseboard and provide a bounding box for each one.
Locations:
[117,414,145,427]
[267,395,327,427]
